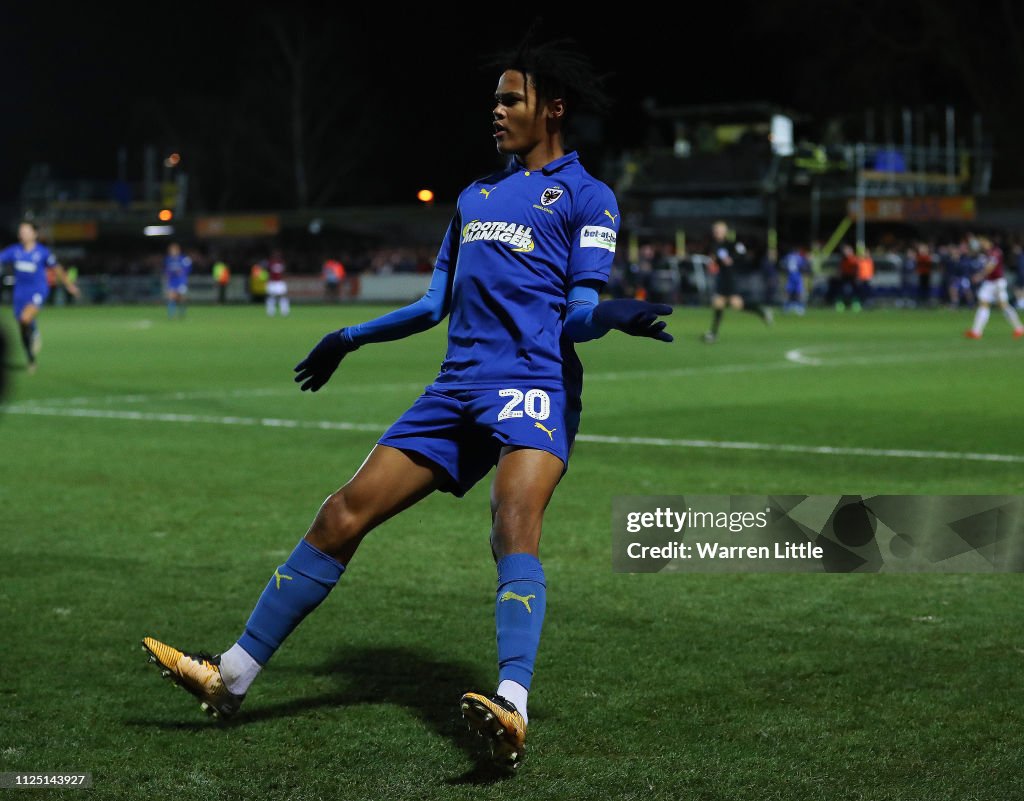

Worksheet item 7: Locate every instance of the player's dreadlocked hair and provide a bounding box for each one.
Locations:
[491,33,611,120]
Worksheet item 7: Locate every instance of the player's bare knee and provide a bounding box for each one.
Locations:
[311,491,365,549]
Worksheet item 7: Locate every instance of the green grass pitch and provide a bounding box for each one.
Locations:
[1,303,1022,800]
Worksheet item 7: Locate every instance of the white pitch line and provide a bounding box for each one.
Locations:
[25,382,427,407]
[34,387,294,406]
[783,347,1015,369]
[18,344,1015,409]
[594,342,1016,382]
[575,433,1024,464]
[785,348,823,366]
[586,361,807,381]
[4,405,384,433]
[6,404,1023,464]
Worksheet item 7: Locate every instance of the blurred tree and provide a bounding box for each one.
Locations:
[243,10,371,208]
[129,11,374,210]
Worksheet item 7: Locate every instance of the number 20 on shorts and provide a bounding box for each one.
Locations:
[497,388,551,421]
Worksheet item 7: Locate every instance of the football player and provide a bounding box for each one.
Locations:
[964,237,1024,339]
[164,242,192,319]
[0,221,78,372]
[143,38,672,770]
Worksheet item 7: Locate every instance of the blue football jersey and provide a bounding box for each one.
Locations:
[0,243,57,296]
[432,151,619,393]
[781,251,809,276]
[165,254,192,285]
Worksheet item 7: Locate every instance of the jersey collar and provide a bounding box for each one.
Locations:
[508,151,579,176]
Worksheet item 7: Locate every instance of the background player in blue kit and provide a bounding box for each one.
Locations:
[780,246,811,315]
[0,221,78,372]
[142,39,673,771]
[164,242,192,319]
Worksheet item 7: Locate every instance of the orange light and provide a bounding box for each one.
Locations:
[158,209,173,221]
[417,189,434,203]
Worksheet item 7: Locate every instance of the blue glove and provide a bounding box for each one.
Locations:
[293,329,358,392]
[593,300,674,342]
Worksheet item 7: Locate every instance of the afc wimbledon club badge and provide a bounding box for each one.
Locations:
[540,187,563,206]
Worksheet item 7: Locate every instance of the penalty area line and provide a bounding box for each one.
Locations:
[5,404,1024,464]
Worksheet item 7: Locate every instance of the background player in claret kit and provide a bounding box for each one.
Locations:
[702,220,772,342]
[142,37,673,771]
[964,237,1024,340]
[0,221,79,372]
[164,242,192,320]
[265,250,290,317]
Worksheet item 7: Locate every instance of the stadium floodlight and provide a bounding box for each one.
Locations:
[417,189,435,203]
[158,209,174,221]
[770,115,794,156]
[144,225,174,236]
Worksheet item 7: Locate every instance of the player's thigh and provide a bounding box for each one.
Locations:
[18,303,39,325]
[728,295,744,309]
[977,281,996,306]
[313,444,446,535]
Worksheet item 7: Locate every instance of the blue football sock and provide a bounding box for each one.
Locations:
[167,300,176,319]
[237,539,345,665]
[495,553,546,690]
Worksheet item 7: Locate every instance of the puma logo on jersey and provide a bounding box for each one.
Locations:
[273,569,293,590]
[534,422,557,440]
[500,591,537,613]
[603,209,619,224]
[479,187,494,199]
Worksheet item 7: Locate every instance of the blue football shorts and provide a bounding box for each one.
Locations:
[378,384,581,496]
[13,288,49,318]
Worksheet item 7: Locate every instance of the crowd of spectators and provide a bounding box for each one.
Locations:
[41,243,436,281]
[0,241,438,302]
[603,231,1024,313]
[6,229,1024,313]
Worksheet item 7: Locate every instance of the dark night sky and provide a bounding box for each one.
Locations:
[1,2,1006,208]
